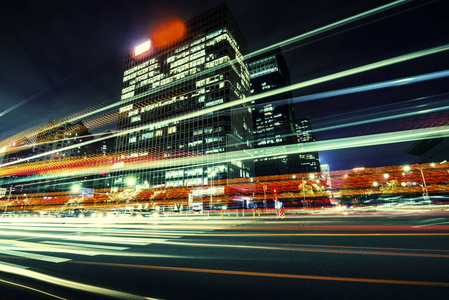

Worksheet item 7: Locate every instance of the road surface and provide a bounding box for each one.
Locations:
[1,209,448,299]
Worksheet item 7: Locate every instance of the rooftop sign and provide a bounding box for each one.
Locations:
[134,40,152,56]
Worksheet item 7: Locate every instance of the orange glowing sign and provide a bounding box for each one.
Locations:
[153,20,185,48]
[134,40,151,56]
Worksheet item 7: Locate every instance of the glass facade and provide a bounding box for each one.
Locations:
[113,4,252,190]
[248,49,320,176]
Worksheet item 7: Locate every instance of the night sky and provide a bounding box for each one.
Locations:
[1,0,448,170]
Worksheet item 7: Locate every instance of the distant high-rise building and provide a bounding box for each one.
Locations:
[114,4,252,190]
[0,120,95,195]
[1,136,34,165]
[290,118,321,173]
[33,120,94,161]
[248,48,319,176]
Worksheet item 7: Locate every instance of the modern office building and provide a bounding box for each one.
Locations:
[113,4,252,191]
[290,118,321,173]
[248,48,320,176]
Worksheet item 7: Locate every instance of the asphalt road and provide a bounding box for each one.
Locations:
[1,209,449,300]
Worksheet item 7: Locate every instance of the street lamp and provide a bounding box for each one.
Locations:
[403,165,430,202]
[126,177,136,187]
[302,174,315,209]
[71,184,81,193]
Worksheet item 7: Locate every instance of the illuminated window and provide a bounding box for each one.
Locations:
[141,132,153,140]
[193,129,203,136]
[128,110,139,117]
[168,126,177,134]
[204,98,224,107]
[121,91,134,100]
[130,116,141,123]
[122,85,135,94]
[119,104,133,113]
[155,130,163,137]
[188,140,203,147]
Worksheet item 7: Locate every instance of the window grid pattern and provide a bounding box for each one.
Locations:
[114,5,252,191]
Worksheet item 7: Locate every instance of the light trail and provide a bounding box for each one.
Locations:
[0,278,66,300]
[3,91,447,185]
[260,242,449,253]
[0,241,192,260]
[0,262,146,299]
[2,124,449,182]
[289,68,449,111]
[0,0,413,154]
[314,103,449,133]
[314,95,447,127]
[0,249,70,263]
[71,261,449,287]
[130,238,449,258]
[2,42,449,172]
[0,230,165,245]
[230,69,449,142]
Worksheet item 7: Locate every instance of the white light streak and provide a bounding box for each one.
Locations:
[0,249,70,263]
[0,0,412,150]
[2,43,449,170]
[0,262,145,299]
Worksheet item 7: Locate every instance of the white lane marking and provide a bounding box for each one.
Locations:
[40,241,129,250]
[0,249,70,263]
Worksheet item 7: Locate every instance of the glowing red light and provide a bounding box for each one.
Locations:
[153,20,185,48]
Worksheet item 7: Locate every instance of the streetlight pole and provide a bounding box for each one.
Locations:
[302,178,306,209]
[403,165,430,202]
[263,185,267,213]
[418,167,430,202]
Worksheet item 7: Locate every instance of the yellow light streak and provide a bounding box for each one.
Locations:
[71,261,449,287]
[0,278,66,300]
